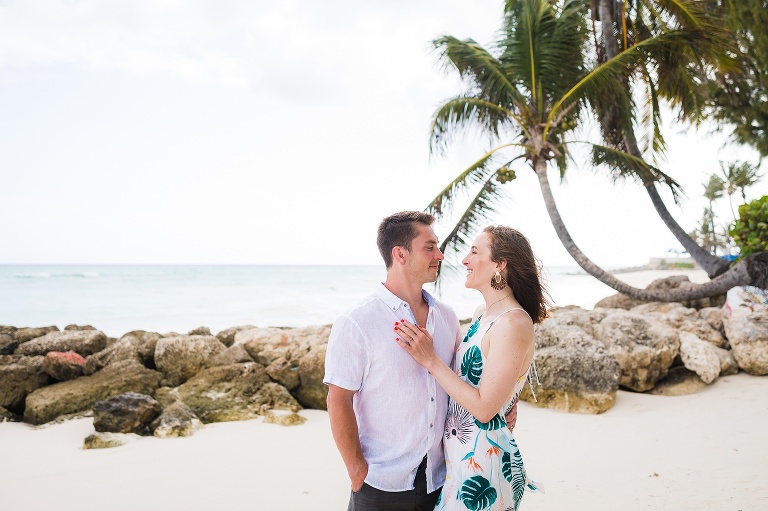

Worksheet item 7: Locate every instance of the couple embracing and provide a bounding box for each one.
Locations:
[324,211,548,511]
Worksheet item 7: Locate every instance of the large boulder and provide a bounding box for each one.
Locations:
[0,334,19,355]
[92,392,161,434]
[154,335,226,386]
[150,400,204,438]
[15,330,107,357]
[722,286,768,375]
[647,366,708,396]
[239,325,330,354]
[265,357,300,390]
[171,362,299,423]
[294,345,328,410]
[520,318,620,414]
[83,333,153,375]
[594,311,680,392]
[43,351,86,381]
[630,302,726,348]
[0,356,52,413]
[678,332,722,384]
[216,325,256,348]
[13,326,59,344]
[699,307,726,337]
[0,325,18,336]
[211,344,254,366]
[23,359,162,425]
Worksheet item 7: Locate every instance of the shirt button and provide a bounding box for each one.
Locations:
[430,424,433,428]
[431,397,434,402]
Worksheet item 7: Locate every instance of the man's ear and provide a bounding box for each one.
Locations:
[392,246,407,266]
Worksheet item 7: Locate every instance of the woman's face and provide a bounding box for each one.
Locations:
[461,232,497,290]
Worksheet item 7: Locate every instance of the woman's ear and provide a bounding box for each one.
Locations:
[496,260,507,274]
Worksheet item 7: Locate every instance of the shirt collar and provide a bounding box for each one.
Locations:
[375,282,435,312]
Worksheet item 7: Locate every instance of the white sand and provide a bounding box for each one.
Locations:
[1,373,766,510]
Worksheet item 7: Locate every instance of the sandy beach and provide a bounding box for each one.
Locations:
[2,372,766,511]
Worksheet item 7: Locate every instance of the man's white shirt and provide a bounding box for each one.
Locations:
[324,283,461,493]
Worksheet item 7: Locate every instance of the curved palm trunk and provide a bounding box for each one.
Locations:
[596,0,731,278]
[533,159,759,301]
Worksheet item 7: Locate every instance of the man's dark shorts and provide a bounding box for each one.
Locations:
[347,456,442,511]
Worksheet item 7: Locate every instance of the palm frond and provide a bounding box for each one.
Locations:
[426,146,522,219]
[591,143,683,200]
[435,176,507,263]
[430,96,521,155]
[433,35,527,108]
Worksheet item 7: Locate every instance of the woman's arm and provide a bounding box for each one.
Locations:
[395,316,533,423]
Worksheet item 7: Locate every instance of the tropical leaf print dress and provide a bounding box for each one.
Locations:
[437,309,541,511]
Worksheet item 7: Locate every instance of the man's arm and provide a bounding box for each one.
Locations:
[327,384,368,492]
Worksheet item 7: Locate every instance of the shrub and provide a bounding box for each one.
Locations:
[730,195,768,257]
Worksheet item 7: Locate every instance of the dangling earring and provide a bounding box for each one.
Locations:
[490,270,507,290]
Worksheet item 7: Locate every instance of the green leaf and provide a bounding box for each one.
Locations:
[462,318,480,342]
[459,475,498,510]
[460,345,483,385]
[475,413,506,431]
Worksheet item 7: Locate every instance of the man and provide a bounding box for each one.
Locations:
[325,211,516,511]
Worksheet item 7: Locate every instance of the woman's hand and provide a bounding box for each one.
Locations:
[394,319,438,370]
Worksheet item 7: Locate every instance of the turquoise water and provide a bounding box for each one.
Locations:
[0,264,606,337]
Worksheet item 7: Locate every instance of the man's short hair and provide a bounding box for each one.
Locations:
[377,211,435,268]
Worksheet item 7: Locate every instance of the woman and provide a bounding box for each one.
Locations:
[395,225,549,511]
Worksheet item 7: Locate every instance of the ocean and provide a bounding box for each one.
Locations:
[0,264,616,337]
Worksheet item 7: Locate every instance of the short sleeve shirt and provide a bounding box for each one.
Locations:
[324,283,461,493]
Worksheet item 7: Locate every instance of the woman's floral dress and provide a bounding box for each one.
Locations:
[436,309,542,511]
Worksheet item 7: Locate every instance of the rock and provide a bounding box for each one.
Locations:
[678,332,722,384]
[295,345,328,410]
[23,360,162,425]
[188,326,212,336]
[43,351,86,381]
[699,307,726,337]
[716,348,739,376]
[0,325,18,336]
[216,325,256,347]
[594,294,645,310]
[253,348,287,366]
[64,324,97,331]
[594,312,680,392]
[238,325,331,351]
[0,356,52,413]
[84,334,146,375]
[172,362,299,423]
[265,357,300,390]
[211,344,254,366]
[92,392,161,434]
[0,334,19,355]
[263,411,307,426]
[722,286,768,375]
[154,335,226,387]
[150,400,204,438]
[541,306,598,337]
[13,326,59,344]
[15,330,107,358]
[647,366,708,396]
[595,276,724,311]
[121,331,162,368]
[83,432,142,449]
[1,406,21,422]
[520,321,620,414]
[631,302,727,348]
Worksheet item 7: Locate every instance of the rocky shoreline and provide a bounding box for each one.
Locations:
[1,276,766,448]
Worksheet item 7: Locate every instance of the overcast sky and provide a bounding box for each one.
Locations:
[1,0,765,268]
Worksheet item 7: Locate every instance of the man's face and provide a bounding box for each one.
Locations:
[404,224,444,284]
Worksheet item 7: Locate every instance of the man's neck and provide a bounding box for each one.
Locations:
[383,273,426,309]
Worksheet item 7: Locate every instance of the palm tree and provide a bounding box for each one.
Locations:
[719,160,764,218]
[427,0,768,302]
[588,0,738,278]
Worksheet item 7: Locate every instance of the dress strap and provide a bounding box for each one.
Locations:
[485,307,531,325]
